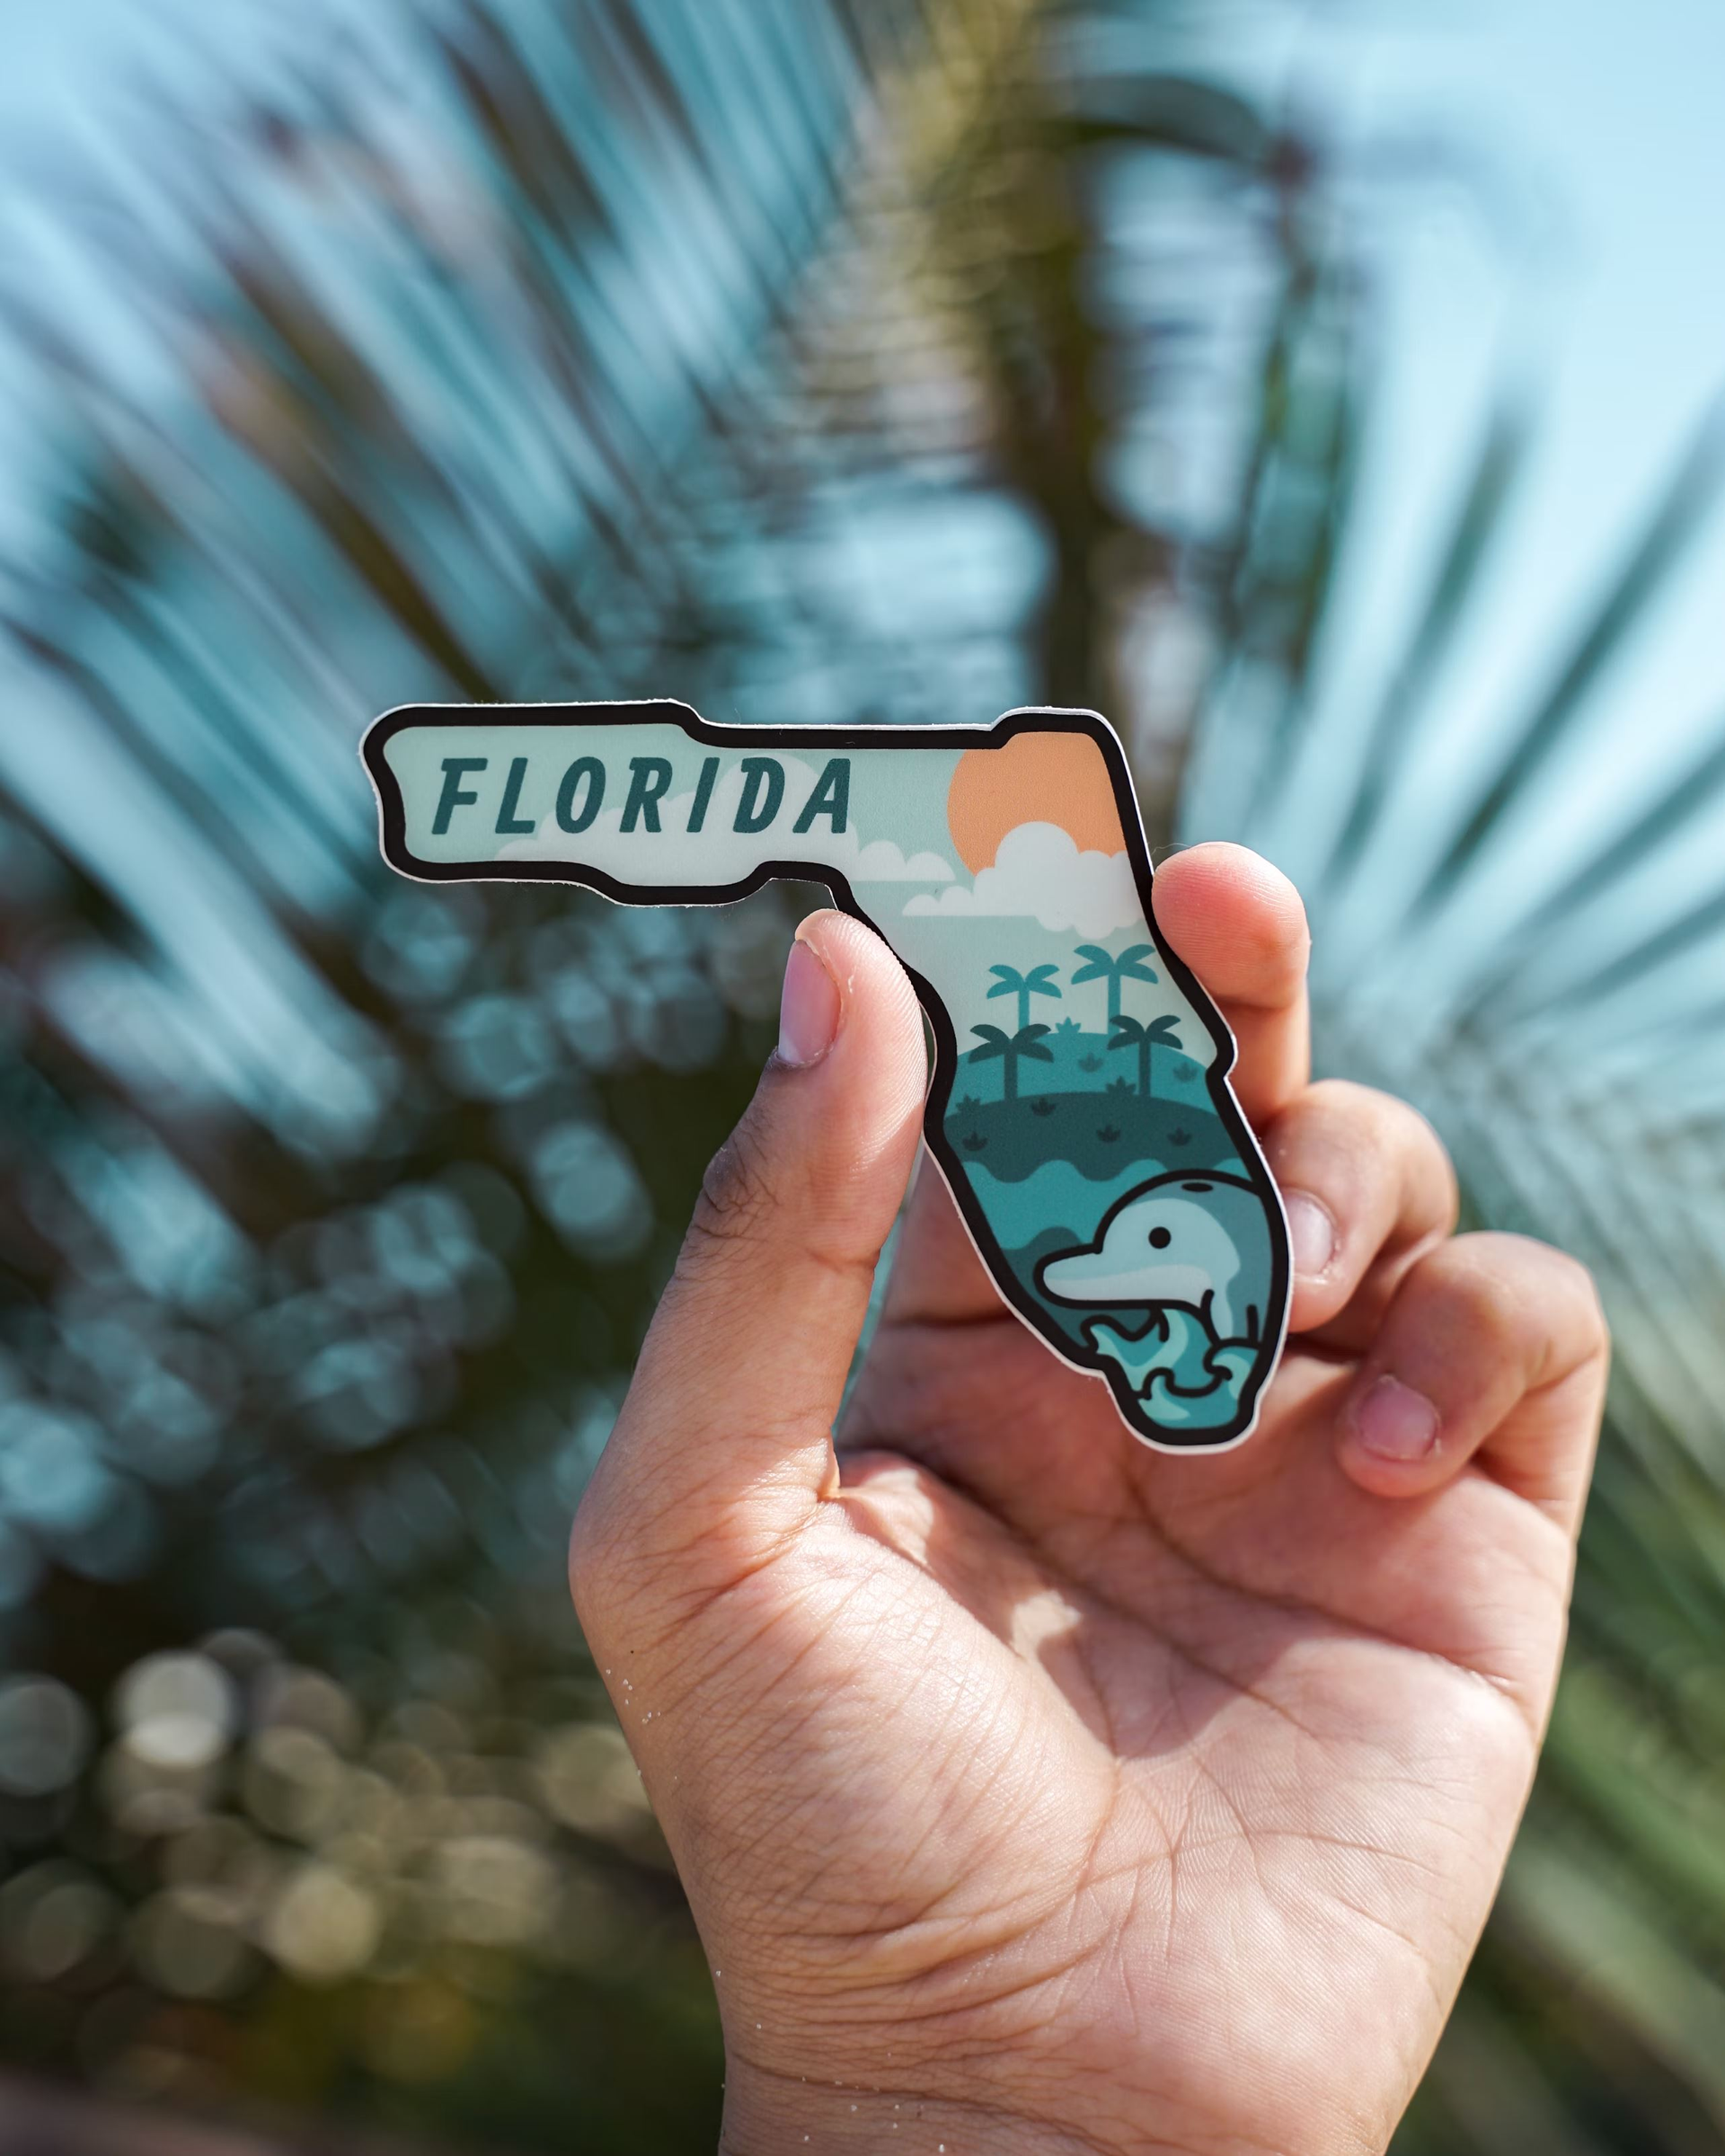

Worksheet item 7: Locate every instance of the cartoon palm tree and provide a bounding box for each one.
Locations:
[969,1022,1054,1103]
[1109,1012,1182,1099]
[986,962,1062,1031]
[1071,943,1157,1025]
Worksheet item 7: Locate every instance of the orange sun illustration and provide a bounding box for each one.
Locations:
[945,731,1125,873]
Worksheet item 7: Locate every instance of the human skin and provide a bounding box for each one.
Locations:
[569,844,1608,2156]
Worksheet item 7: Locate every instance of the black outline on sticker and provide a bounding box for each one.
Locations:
[360,700,1291,1452]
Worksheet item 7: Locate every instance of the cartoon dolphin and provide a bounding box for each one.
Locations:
[1036,1171,1269,1343]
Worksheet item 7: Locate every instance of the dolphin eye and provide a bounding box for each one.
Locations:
[1147,1226,1172,1250]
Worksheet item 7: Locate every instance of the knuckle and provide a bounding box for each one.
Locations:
[1440,1247,1520,1335]
[1517,1239,1610,1359]
[1300,1076,1378,1118]
[1461,1228,1578,1289]
[685,1110,872,1294]
[1322,1080,1450,1167]
[1262,1077,1358,1155]
[1284,1078,1444,1162]
[1402,1233,1526,1348]
[688,1118,781,1256]
[1271,1081,1459,1226]
[1429,1233,1609,1374]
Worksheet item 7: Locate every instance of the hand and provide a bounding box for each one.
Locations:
[570,845,1607,2156]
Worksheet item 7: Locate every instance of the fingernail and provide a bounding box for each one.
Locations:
[776,937,841,1066]
[1352,1375,1440,1462]
[1284,1192,1335,1278]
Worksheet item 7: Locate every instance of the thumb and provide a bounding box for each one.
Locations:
[571,908,928,1592]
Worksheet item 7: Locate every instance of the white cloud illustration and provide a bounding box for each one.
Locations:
[902,821,1143,938]
[852,837,954,883]
[497,755,953,887]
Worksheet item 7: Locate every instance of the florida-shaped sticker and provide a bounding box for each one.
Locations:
[362,702,1291,1451]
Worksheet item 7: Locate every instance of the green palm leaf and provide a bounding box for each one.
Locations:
[1413,393,1725,916]
[1071,943,1113,984]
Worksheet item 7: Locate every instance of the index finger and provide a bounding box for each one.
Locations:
[1150,841,1311,1127]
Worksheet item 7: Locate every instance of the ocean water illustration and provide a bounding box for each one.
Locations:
[942,1114,1270,1437]
[364,701,1291,1450]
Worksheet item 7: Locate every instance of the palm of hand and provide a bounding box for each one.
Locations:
[663,1270,1563,2156]
[572,864,1604,2156]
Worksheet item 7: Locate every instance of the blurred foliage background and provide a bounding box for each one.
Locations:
[1,0,1724,2149]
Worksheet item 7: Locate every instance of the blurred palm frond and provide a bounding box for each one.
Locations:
[0,1,1723,2151]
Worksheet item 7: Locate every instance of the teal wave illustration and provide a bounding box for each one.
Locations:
[957,1157,1165,1251]
[942,1095,1234,1184]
